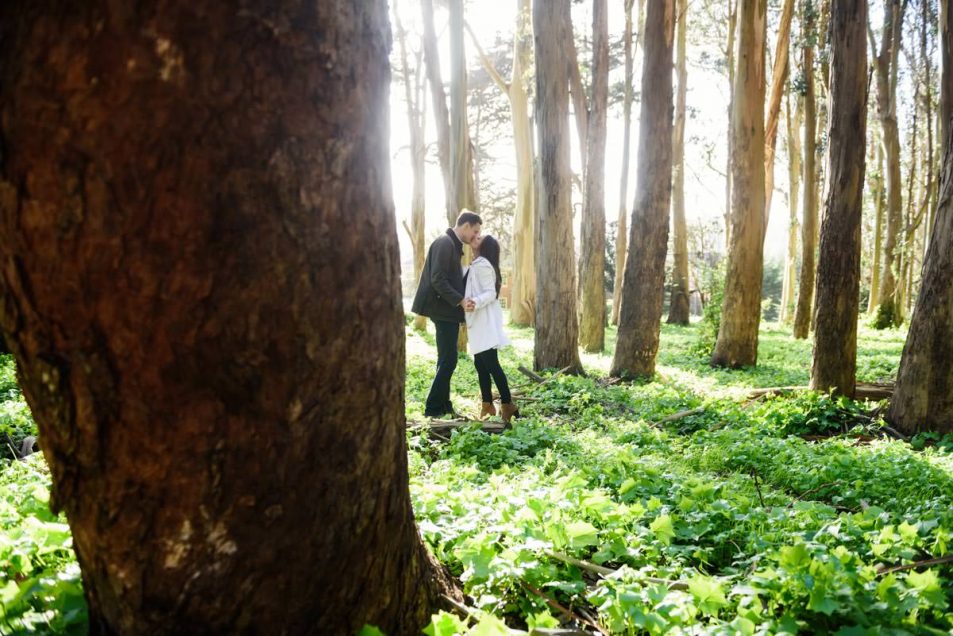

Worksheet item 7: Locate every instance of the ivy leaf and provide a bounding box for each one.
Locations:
[687,575,728,616]
[423,611,468,636]
[650,514,675,545]
[566,521,599,548]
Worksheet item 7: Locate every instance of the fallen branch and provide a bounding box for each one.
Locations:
[745,383,894,401]
[518,365,546,383]
[406,419,508,435]
[876,554,953,576]
[879,424,909,441]
[549,552,689,591]
[649,406,706,428]
[520,581,601,633]
[787,481,844,506]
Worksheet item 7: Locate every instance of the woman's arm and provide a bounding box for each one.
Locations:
[472,263,498,309]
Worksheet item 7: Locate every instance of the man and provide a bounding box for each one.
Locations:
[412,210,482,418]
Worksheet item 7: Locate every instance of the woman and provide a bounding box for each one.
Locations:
[464,235,519,422]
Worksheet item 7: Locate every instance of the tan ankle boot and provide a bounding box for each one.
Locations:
[500,402,520,423]
[480,402,497,419]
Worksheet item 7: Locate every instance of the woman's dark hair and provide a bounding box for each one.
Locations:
[478,235,503,298]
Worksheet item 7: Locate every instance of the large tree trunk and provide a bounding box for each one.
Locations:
[810,0,867,396]
[667,0,691,326]
[449,0,478,216]
[579,0,609,352]
[793,14,818,340]
[611,0,676,378]
[942,0,953,154]
[612,0,637,326]
[889,56,953,434]
[422,0,454,222]
[724,0,739,248]
[762,0,796,231]
[0,2,453,634]
[872,0,905,328]
[534,0,583,374]
[780,92,801,324]
[711,0,767,368]
[395,4,429,333]
[867,141,886,313]
[510,0,537,326]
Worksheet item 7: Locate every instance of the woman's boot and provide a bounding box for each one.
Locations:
[480,401,497,419]
[500,402,520,423]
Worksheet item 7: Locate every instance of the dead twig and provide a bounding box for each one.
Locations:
[876,554,953,576]
[548,552,689,591]
[751,471,766,507]
[649,406,706,428]
[518,365,546,383]
[879,424,909,441]
[787,481,844,506]
[520,581,601,633]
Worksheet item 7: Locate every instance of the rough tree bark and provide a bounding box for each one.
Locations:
[611,0,676,378]
[724,0,739,247]
[466,1,536,325]
[870,0,905,328]
[867,141,886,313]
[395,4,429,333]
[762,0,796,231]
[667,0,691,326]
[449,0,478,216]
[0,1,454,634]
[889,25,953,434]
[579,0,609,352]
[942,0,952,154]
[422,0,454,222]
[711,0,767,368]
[793,6,818,340]
[534,0,583,374]
[810,0,867,396]
[780,92,801,324]
[612,0,638,326]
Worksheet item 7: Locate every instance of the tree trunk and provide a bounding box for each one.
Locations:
[579,0,609,352]
[810,0,867,396]
[889,63,953,434]
[510,0,537,326]
[449,0,478,216]
[611,0,676,378]
[395,4,429,333]
[534,0,583,374]
[872,0,905,328]
[422,0,454,222]
[0,2,454,634]
[567,22,589,184]
[897,97,920,323]
[780,92,801,324]
[793,13,817,340]
[711,0,767,368]
[762,0,796,232]
[942,0,953,155]
[667,0,691,326]
[868,141,886,313]
[612,0,637,326]
[724,0,739,248]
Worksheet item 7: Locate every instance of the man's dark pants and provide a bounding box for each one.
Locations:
[424,319,460,416]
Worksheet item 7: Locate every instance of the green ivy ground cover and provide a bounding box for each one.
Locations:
[2,319,952,634]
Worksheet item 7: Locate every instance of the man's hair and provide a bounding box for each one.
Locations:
[455,210,483,227]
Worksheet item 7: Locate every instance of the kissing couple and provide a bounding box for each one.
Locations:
[411,210,520,423]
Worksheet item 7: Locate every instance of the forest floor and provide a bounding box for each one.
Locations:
[1,319,952,634]
[405,317,953,635]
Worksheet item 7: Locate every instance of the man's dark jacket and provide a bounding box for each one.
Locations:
[412,228,465,323]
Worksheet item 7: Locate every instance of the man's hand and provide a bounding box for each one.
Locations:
[462,298,476,312]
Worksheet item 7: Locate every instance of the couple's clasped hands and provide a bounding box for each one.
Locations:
[461,298,476,312]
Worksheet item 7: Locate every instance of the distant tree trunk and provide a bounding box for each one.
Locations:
[612,0,637,326]
[667,0,691,326]
[567,23,589,183]
[534,0,583,373]
[422,0,454,222]
[579,0,609,352]
[0,2,454,633]
[762,0,796,231]
[872,0,905,328]
[711,0,767,368]
[724,0,739,247]
[395,5,429,333]
[897,98,920,323]
[465,1,536,325]
[810,0,867,396]
[449,0,478,215]
[611,0,676,378]
[889,48,953,434]
[942,0,952,154]
[793,9,817,340]
[780,92,801,324]
[867,141,886,313]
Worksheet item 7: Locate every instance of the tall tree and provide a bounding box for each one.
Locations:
[724,0,739,246]
[889,0,953,434]
[395,4,428,333]
[811,0,867,396]
[579,0,609,351]
[422,0,454,222]
[449,0,478,215]
[780,92,801,324]
[762,0,797,230]
[667,0,691,325]
[867,141,886,313]
[534,0,583,373]
[711,0,767,367]
[793,1,818,340]
[942,0,953,154]
[465,0,536,326]
[612,0,639,326]
[611,0,676,378]
[870,0,905,328]
[0,1,454,632]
